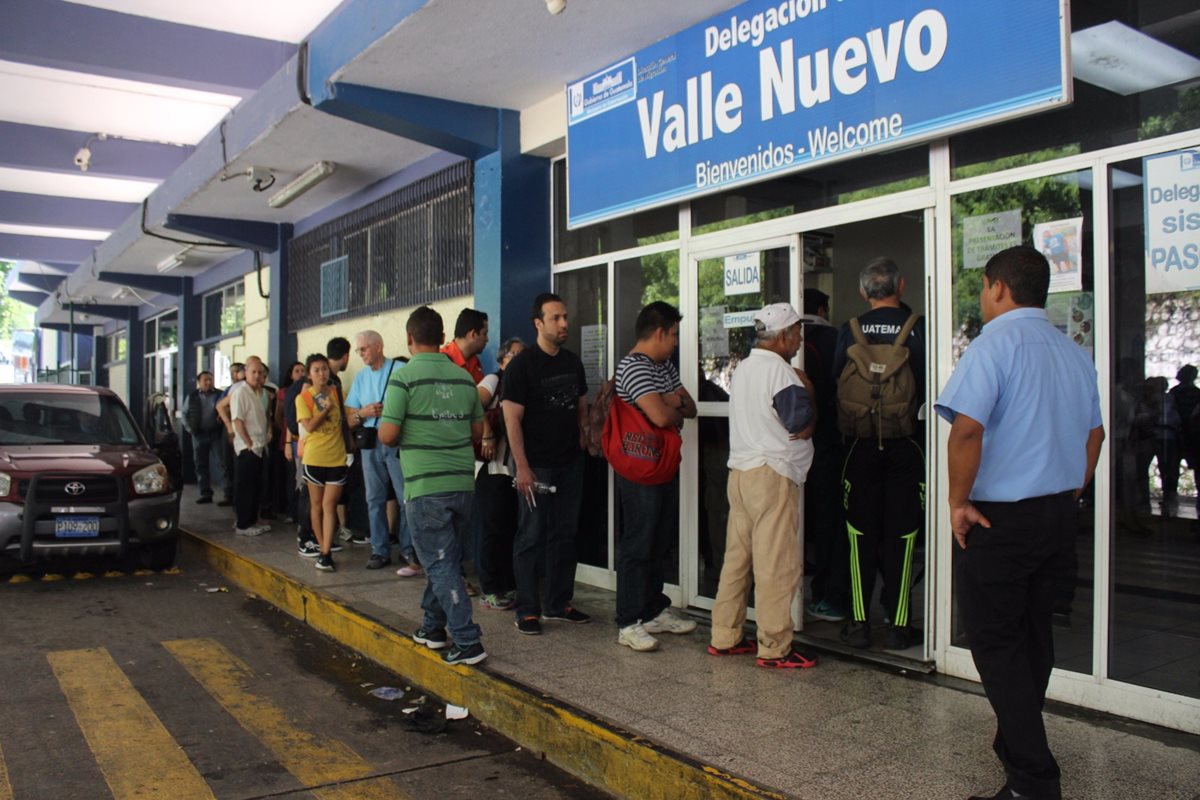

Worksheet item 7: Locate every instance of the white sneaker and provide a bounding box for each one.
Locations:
[235,525,267,537]
[643,608,697,635]
[618,622,659,652]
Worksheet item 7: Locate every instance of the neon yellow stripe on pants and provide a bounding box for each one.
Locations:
[164,638,412,800]
[847,522,866,621]
[894,531,918,628]
[48,648,215,800]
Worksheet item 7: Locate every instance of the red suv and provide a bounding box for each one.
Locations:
[0,384,180,571]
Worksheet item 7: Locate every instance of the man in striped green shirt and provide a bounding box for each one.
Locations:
[380,306,486,666]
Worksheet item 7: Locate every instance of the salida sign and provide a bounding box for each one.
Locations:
[565,0,1069,228]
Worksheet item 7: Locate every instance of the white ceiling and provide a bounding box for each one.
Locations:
[62,0,347,44]
[338,0,743,110]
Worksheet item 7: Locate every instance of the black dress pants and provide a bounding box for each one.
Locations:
[234,450,264,530]
[955,491,1074,800]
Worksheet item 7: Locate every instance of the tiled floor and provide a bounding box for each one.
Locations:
[179,489,1200,800]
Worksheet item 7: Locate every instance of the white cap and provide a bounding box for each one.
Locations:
[753,302,801,332]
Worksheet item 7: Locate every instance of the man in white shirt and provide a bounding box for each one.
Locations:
[708,303,818,669]
[230,356,271,536]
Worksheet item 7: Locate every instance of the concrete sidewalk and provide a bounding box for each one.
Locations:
[177,487,1200,800]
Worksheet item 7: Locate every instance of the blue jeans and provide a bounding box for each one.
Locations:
[406,492,481,647]
[513,452,584,618]
[193,429,225,498]
[614,474,677,628]
[362,443,412,561]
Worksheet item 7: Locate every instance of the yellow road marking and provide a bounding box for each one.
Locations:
[164,638,412,800]
[0,740,13,800]
[47,648,215,800]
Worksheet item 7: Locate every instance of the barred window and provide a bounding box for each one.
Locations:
[288,161,473,331]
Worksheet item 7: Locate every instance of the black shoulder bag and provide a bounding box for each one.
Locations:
[352,359,397,450]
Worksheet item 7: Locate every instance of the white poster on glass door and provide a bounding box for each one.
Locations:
[1144,148,1200,295]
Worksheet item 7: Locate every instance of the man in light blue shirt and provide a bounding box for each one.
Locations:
[345,330,416,572]
[935,245,1104,800]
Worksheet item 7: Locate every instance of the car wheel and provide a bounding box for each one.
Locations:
[140,539,178,571]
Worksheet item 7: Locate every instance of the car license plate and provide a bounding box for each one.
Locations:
[55,516,100,538]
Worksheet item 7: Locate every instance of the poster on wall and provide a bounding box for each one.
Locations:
[580,324,607,387]
[1144,148,1200,295]
[1046,292,1094,354]
[962,209,1022,269]
[700,305,729,357]
[1033,217,1083,294]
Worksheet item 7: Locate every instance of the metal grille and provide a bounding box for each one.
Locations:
[288,161,473,331]
[20,476,120,503]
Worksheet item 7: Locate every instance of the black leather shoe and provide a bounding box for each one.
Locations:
[365,554,391,570]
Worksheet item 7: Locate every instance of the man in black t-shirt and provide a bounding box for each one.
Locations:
[502,292,591,635]
[832,258,926,652]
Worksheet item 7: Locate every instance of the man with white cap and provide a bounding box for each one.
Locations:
[708,302,819,669]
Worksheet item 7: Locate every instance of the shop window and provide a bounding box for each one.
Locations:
[552,160,678,264]
[948,168,1096,673]
[203,282,244,339]
[1107,153,1200,701]
[951,3,1200,178]
[697,246,792,398]
[554,265,611,570]
[691,145,929,237]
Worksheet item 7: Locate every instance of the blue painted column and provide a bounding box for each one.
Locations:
[125,307,146,430]
[269,223,295,378]
[177,276,201,483]
[473,110,550,371]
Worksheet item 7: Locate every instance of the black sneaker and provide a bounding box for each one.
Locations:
[443,641,487,666]
[350,532,370,545]
[298,540,321,558]
[216,498,232,507]
[330,541,344,553]
[542,607,590,624]
[884,624,921,650]
[840,620,871,649]
[413,627,448,650]
[195,496,213,505]
[365,554,391,570]
[514,616,542,635]
[315,554,335,572]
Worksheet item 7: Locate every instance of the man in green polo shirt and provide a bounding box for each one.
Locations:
[380,305,486,666]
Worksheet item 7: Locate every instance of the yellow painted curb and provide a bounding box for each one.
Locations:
[181,531,792,800]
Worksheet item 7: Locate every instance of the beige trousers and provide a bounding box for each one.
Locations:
[710,465,801,659]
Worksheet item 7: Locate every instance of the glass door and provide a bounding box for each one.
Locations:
[687,235,799,609]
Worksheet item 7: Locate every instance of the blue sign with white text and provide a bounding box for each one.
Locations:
[565,0,1069,228]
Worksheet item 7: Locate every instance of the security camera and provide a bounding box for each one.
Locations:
[74,146,91,172]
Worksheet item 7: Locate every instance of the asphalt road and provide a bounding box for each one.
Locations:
[0,550,609,800]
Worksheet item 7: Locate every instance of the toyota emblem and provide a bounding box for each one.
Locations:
[64,481,86,496]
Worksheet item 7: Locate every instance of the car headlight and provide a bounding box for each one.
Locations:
[0,472,10,497]
[132,464,170,495]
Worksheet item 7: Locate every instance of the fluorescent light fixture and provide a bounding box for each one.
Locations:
[1072,22,1200,96]
[268,161,336,209]
[156,252,186,273]
[0,222,110,241]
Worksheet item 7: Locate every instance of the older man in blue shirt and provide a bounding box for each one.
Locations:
[936,245,1104,800]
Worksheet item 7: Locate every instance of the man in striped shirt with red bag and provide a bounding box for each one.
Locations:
[612,301,699,652]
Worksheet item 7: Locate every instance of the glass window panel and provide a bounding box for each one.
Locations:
[555,264,610,569]
[614,253,682,586]
[203,292,221,339]
[691,146,928,236]
[696,414,730,600]
[1108,154,1200,700]
[157,311,178,351]
[948,169,1096,672]
[697,246,791,399]
[553,160,678,264]
[951,3,1200,178]
[221,284,245,335]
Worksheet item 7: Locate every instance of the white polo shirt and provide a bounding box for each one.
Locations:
[728,348,815,487]
[229,382,269,455]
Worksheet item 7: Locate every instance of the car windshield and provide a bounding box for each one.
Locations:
[0,392,142,446]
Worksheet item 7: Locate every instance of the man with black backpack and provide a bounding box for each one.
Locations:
[831,258,926,651]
